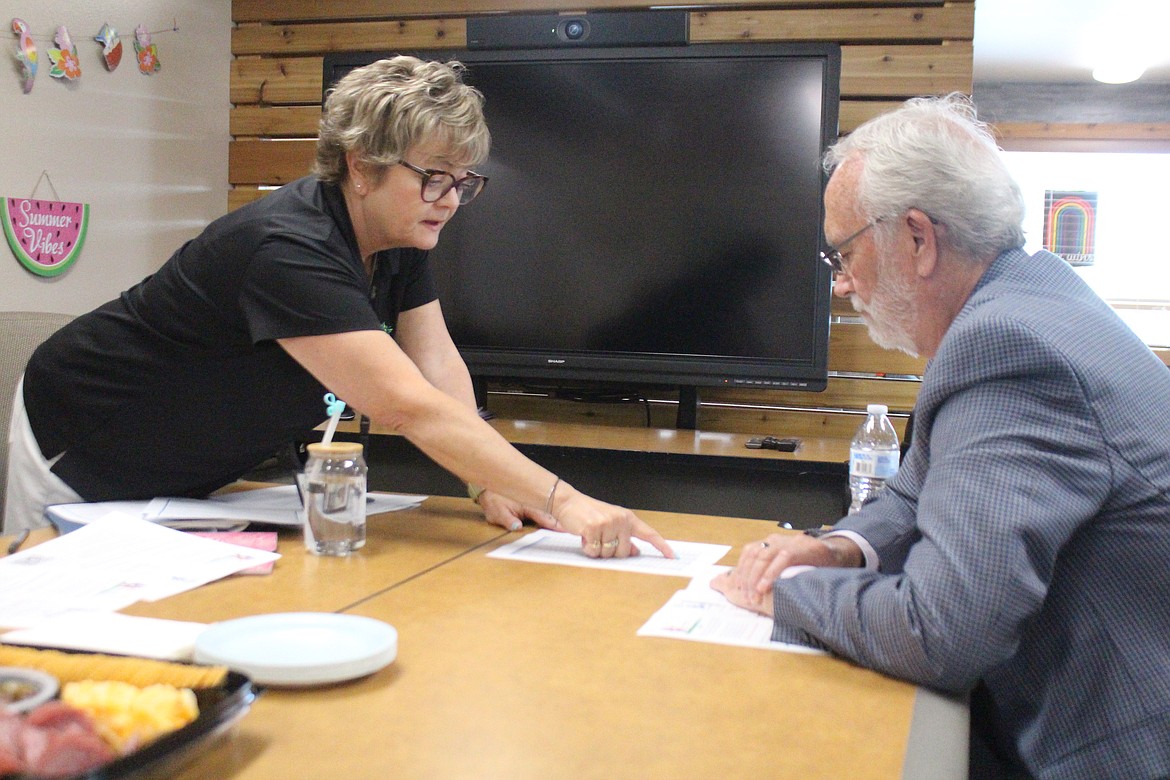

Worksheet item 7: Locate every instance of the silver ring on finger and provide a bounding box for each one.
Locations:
[603,538,620,549]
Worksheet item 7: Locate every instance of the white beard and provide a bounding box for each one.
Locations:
[850,258,920,357]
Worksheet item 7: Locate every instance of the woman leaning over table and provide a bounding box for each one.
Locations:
[6,56,673,561]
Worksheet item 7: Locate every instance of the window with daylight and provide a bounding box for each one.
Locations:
[1001,150,1170,347]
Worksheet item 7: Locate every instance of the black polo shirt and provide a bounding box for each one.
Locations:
[24,176,436,500]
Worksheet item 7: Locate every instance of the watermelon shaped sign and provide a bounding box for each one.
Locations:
[3,197,90,277]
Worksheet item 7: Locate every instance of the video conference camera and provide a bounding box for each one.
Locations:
[466,11,688,49]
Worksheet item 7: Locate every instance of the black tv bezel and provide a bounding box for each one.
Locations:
[323,41,840,395]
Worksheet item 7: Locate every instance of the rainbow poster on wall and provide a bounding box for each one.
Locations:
[1042,191,1097,267]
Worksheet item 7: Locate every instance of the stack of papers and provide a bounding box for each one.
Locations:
[1,488,427,660]
[487,529,729,577]
[488,530,823,654]
[46,484,425,532]
[1,612,209,660]
[0,514,280,634]
[189,531,278,575]
[637,566,825,654]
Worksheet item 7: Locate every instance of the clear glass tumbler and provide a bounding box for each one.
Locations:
[298,441,367,556]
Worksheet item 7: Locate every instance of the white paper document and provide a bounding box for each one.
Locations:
[0,514,281,629]
[487,529,730,578]
[46,484,425,530]
[1,612,207,661]
[637,565,825,654]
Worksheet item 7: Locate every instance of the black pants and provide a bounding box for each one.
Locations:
[969,682,1034,780]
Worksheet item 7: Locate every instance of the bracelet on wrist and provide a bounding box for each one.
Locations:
[544,477,561,515]
[467,483,485,504]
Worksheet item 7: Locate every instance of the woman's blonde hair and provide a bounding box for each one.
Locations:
[314,56,490,185]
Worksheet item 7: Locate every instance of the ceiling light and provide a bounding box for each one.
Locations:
[1092,62,1146,84]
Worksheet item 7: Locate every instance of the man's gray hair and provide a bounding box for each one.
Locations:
[823,93,1026,261]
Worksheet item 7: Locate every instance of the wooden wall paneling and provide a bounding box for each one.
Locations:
[828,323,926,376]
[231,105,321,137]
[227,188,269,211]
[994,122,1170,142]
[229,139,317,185]
[232,19,465,56]
[226,0,975,438]
[993,122,1170,153]
[688,5,974,44]
[839,101,903,133]
[233,0,970,25]
[997,138,1170,153]
[229,9,975,64]
[230,56,325,104]
[698,406,907,441]
[840,42,973,97]
[830,296,857,317]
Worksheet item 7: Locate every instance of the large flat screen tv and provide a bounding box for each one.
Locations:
[324,39,840,405]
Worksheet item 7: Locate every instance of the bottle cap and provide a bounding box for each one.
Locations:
[866,403,888,415]
[306,441,363,458]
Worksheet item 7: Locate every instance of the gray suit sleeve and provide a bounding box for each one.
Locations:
[770,325,1110,691]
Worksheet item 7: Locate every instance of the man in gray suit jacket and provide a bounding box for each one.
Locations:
[714,94,1170,779]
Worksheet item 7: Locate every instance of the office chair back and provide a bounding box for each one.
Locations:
[0,311,74,526]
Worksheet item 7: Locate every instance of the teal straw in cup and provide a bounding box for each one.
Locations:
[321,392,346,444]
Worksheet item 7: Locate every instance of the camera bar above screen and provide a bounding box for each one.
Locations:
[324,35,840,396]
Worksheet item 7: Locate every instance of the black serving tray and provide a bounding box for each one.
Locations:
[11,670,258,780]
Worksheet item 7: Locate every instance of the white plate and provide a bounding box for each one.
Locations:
[193,613,397,687]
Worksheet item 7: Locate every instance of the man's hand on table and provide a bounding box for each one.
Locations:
[712,531,862,615]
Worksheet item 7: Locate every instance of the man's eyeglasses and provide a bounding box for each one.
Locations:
[820,220,879,276]
[820,214,940,275]
[399,161,488,205]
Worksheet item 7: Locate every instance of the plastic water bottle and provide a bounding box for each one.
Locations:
[848,403,900,514]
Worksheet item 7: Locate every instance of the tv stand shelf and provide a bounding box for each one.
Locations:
[488,418,850,463]
[332,418,852,530]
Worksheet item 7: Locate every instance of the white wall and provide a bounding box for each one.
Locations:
[0,0,230,313]
[1004,149,1170,346]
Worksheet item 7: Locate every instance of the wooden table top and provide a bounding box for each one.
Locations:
[159,502,921,780]
[3,497,960,779]
[121,498,508,625]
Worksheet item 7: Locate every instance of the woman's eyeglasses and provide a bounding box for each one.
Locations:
[398,161,488,205]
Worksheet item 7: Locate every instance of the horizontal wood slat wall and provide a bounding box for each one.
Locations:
[994,121,1170,153]
[232,0,968,24]
[229,0,972,440]
[996,122,1170,141]
[687,6,974,43]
